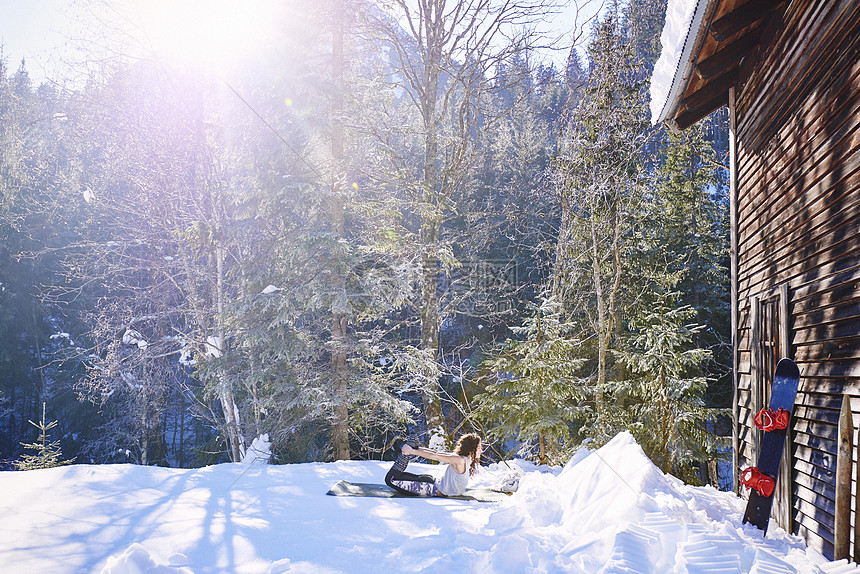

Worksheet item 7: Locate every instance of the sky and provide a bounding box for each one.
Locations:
[0,0,72,78]
[0,0,602,85]
[0,0,287,84]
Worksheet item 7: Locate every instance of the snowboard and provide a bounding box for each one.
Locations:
[326,480,511,502]
[742,358,800,534]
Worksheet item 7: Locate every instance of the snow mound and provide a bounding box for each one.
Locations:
[483,432,832,572]
[99,543,192,574]
[490,433,678,531]
[485,432,692,571]
[243,433,272,465]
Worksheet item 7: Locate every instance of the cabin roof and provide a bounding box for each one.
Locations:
[649,0,790,131]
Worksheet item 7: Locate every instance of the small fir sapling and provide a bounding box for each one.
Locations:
[15,402,74,470]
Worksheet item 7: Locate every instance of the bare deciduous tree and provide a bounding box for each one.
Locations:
[361,0,567,442]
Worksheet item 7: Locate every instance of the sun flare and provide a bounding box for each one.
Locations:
[128,0,281,73]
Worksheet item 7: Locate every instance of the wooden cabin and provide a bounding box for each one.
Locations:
[650,0,859,559]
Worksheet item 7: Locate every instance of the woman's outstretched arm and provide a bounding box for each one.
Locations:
[402,445,467,474]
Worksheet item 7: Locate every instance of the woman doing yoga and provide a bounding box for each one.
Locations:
[384,433,482,497]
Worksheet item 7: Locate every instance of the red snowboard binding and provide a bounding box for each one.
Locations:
[754,407,790,432]
[740,467,775,497]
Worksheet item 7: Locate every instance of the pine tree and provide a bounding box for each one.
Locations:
[473,297,588,464]
[15,403,73,470]
[641,120,731,412]
[614,286,726,480]
[622,0,668,79]
[655,125,729,317]
[551,9,649,441]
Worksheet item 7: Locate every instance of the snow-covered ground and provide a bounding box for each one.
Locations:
[1,432,858,573]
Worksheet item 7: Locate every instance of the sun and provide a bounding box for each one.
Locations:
[126,0,281,74]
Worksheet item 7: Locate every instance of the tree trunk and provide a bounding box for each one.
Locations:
[589,196,623,438]
[214,243,243,462]
[32,307,47,402]
[179,393,186,468]
[609,203,622,340]
[330,3,350,461]
[550,199,572,299]
[219,388,243,461]
[590,211,607,431]
[417,13,445,440]
[419,222,444,438]
[660,367,670,471]
[539,429,546,465]
[140,396,149,466]
[331,312,350,460]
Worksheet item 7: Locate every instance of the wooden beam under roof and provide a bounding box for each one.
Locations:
[710,0,787,41]
[674,68,739,130]
[674,92,729,130]
[695,30,762,79]
[681,68,739,111]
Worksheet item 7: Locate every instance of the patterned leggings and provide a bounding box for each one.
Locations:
[385,452,438,496]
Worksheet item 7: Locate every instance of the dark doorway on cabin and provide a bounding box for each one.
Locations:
[759,295,782,399]
[753,286,794,533]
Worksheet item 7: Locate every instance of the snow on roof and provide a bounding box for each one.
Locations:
[649,0,712,126]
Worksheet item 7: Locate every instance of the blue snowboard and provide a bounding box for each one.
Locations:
[742,358,800,534]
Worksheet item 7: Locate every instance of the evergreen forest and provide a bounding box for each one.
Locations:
[0,0,733,485]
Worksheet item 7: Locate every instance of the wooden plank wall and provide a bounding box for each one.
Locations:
[734,0,860,559]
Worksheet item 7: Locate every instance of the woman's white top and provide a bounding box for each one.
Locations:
[436,455,471,496]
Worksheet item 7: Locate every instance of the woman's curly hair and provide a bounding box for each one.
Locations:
[454,433,482,475]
